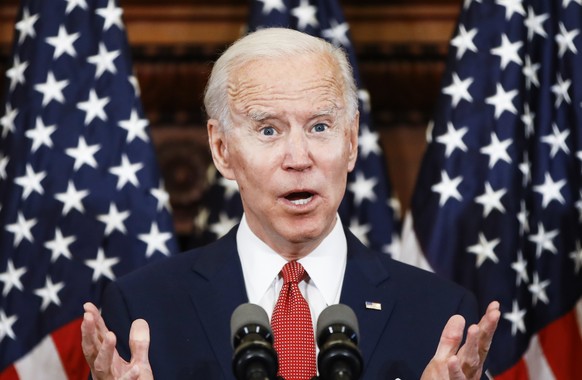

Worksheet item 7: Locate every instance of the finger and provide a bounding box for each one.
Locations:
[93,330,117,376]
[129,319,151,366]
[433,315,466,360]
[477,301,501,360]
[81,312,99,363]
[458,324,481,378]
[84,302,109,339]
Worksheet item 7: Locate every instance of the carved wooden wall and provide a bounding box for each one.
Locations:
[0,0,462,238]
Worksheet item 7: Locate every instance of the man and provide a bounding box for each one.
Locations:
[81,28,500,380]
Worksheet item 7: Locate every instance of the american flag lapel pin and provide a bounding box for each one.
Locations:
[365,301,382,310]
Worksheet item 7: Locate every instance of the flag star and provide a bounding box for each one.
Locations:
[194,208,210,233]
[442,73,473,106]
[495,0,526,20]
[256,0,286,15]
[34,71,69,106]
[541,123,570,158]
[77,89,110,125]
[570,241,582,274]
[65,0,88,14]
[65,136,101,170]
[533,173,566,208]
[151,182,171,212]
[528,273,551,306]
[129,75,141,96]
[358,90,371,113]
[576,191,582,222]
[563,0,582,7]
[485,84,518,119]
[511,251,529,286]
[503,300,527,336]
[25,117,56,152]
[5,212,37,248]
[463,0,482,10]
[450,25,478,59]
[436,122,468,157]
[97,203,130,235]
[555,22,579,57]
[34,277,65,311]
[291,0,318,30]
[1,104,18,138]
[431,170,463,206]
[523,56,540,90]
[475,182,507,218]
[480,132,513,168]
[209,212,239,239]
[426,120,434,143]
[0,154,8,180]
[109,154,144,190]
[55,180,89,215]
[551,74,571,108]
[0,310,18,342]
[15,7,39,44]
[349,218,372,247]
[85,248,120,282]
[44,228,76,263]
[45,25,80,59]
[382,234,401,257]
[219,176,240,200]
[467,232,500,268]
[6,55,29,91]
[347,171,378,207]
[87,42,120,78]
[118,109,149,142]
[322,20,350,47]
[14,163,46,200]
[389,196,402,220]
[0,260,27,296]
[490,34,523,69]
[524,6,548,41]
[138,222,173,257]
[96,0,124,31]
[521,103,535,138]
[358,124,382,158]
[528,222,559,258]
[517,200,530,235]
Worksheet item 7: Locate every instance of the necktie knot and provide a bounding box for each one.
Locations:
[281,261,305,285]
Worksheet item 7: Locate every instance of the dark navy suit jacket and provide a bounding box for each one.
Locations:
[100,226,480,379]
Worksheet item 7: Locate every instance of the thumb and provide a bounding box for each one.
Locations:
[434,314,465,360]
[129,319,151,366]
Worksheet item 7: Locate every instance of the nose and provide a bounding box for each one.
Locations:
[282,128,313,171]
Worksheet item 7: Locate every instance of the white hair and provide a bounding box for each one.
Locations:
[203,28,358,131]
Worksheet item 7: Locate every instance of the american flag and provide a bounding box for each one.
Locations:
[194,0,401,255]
[401,0,582,378]
[0,0,178,378]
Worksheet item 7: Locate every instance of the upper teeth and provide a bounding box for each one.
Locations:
[290,196,312,205]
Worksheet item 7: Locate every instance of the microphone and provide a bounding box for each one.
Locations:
[231,303,279,380]
[316,304,363,380]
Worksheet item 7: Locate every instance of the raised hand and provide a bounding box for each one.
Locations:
[81,303,154,380]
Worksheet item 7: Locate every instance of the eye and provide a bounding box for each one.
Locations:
[260,126,276,136]
[312,123,328,133]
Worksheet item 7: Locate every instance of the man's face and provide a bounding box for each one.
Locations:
[208,52,358,258]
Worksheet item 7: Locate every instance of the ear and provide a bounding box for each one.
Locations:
[347,112,359,172]
[207,119,235,180]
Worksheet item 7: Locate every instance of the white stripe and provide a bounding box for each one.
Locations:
[397,212,436,272]
[523,334,556,380]
[14,334,68,380]
[576,296,582,339]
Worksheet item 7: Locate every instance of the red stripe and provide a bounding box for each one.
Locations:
[538,308,582,380]
[0,365,19,380]
[51,317,90,380]
[494,358,529,380]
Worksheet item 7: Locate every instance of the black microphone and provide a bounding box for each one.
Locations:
[316,304,363,380]
[231,303,279,380]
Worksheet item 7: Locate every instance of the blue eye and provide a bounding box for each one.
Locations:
[312,123,328,132]
[261,126,276,136]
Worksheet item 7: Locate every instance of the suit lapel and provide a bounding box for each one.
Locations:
[181,227,248,379]
[340,230,396,368]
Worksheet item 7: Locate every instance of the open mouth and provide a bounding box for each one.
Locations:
[285,191,314,205]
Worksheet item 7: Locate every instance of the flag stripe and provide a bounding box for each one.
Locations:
[523,335,555,380]
[51,318,90,380]
[13,333,67,380]
[538,305,582,380]
[0,366,18,380]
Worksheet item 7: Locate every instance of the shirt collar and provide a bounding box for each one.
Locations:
[236,214,347,306]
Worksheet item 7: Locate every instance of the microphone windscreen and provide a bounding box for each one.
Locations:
[230,303,271,346]
[316,304,359,339]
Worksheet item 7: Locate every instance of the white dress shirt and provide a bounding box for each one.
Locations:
[236,213,347,333]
